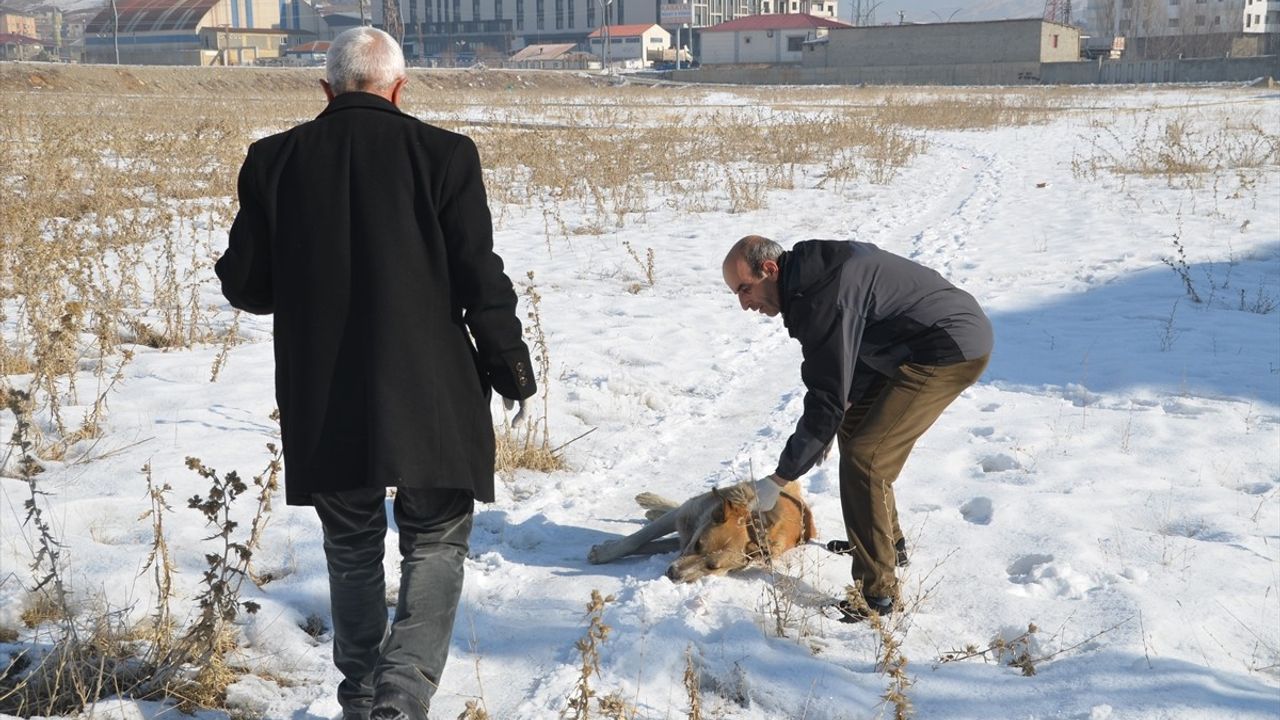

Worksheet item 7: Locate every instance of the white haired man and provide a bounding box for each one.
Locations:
[216,27,535,720]
[722,235,992,622]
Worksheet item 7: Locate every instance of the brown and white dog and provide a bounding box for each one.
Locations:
[587,481,816,582]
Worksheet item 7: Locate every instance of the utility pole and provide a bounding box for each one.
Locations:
[110,0,119,63]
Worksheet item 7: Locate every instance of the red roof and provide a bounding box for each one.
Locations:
[702,13,852,33]
[587,23,661,39]
[287,40,330,53]
[85,0,220,35]
[0,32,42,45]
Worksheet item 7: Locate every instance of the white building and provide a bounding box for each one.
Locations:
[1243,0,1280,32]
[586,22,668,66]
[699,12,849,65]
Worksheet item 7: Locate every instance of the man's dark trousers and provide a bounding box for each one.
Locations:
[837,356,990,599]
[313,487,474,720]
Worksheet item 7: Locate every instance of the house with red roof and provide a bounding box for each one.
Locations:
[698,13,851,65]
[587,23,670,68]
[0,31,44,60]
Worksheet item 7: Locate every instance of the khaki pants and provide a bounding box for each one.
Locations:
[837,355,990,598]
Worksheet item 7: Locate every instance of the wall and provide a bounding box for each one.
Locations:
[818,19,1069,68]
[678,61,1045,85]
[676,54,1279,84]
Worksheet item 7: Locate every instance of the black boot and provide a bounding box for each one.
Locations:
[825,537,909,567]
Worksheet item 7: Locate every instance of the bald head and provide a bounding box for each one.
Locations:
[723,235,783,280]
[723,235,784,316]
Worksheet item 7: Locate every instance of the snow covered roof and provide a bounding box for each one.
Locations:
[84,0,219,35]
[586,23,662,39]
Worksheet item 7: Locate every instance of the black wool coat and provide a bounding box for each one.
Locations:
[215,91,536,506]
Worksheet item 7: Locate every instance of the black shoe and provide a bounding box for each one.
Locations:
[824,538,910,568]
[831,595,894,624]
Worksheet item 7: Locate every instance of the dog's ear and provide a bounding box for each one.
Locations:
[712,496,728,524]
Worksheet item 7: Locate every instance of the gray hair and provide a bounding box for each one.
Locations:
[739,235,784,276]
[326,27,406,95]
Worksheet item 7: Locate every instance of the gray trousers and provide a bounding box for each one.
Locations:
[313,487,474,720]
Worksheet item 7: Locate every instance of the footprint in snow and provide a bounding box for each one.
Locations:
[960,497,994,525]
[1006,554,1054,584]
[980,453,1020,473]
[980,403,1000,413]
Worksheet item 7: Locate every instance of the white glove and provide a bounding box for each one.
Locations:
[502,397,527,428]
[752,475,784,512]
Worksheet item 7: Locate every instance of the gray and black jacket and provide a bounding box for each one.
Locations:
[775,240,993,480]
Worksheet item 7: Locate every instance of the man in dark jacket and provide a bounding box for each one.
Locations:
[722,235,992,622]
[215,27,536,720]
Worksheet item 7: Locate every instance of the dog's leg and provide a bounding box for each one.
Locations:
[588,510,681,564]
[630,538,681,556]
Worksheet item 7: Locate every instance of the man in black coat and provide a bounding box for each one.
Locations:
[722,235,992,623]
[215,27,535,720]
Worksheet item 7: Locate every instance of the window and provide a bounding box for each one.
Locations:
[473,0,479,19]
[554,0,562,28]
[1169,0,1178,4]
[650,35,663,42]
[1213,14,1221,24]
[1168,16,1179,25]
[1195,14,1206,24]
[1052,33,1058,47]
[787,35,803,51]
[515,0,523,29]
[743,36,750,43]
[586,1,594,25]
[535,0,542,29]
[566,0,573,27]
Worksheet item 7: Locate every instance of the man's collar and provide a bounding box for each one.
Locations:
[777,251,792,316]
[317,91,404,119]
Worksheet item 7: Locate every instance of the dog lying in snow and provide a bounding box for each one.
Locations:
[586,481,816,582]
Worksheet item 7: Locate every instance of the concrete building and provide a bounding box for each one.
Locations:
[371,0,841,60]
[1083,0,1279,57]
[83,0,298,65]
[0,5,37,38]
[587,22,668,66]
[757,0,834,17]
[800,18,1079,83]
[698,12,850,64]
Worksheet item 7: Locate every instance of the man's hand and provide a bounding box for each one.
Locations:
[502,397,527,428]
[751,475,786,512]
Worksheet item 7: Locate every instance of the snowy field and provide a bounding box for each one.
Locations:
[1,81,1278,720]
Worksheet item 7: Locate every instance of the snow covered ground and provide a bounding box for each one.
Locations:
[2,83,1278,720]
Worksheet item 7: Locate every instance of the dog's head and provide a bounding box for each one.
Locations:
[665,485,758,583]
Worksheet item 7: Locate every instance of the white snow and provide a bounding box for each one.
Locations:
[2,83,1278,720]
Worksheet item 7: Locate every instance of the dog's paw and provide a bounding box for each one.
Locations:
[587,542,614,564]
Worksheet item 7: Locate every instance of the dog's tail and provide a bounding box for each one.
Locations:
[635,492,679,521]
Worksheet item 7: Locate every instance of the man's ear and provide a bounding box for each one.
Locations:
[389,76,408,107]
[320,79,336,102]
[761,259,779,278]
